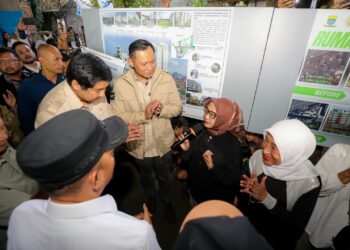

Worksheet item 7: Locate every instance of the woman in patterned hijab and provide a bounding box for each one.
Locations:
[204,98,246,143]
[179,98,245,204]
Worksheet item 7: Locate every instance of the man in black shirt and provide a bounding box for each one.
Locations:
[0,48,31,109]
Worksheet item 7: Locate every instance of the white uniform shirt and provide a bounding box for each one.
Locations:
[7,195,161,250]
[306,144,350,248]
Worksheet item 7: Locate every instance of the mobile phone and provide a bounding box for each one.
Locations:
[22,17,37,25]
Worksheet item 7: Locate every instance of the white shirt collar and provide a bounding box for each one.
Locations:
[47,194,117,219]
[24,61,41,73]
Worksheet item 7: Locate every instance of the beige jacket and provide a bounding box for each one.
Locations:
[35,80,113,128]
[111,69,182,159]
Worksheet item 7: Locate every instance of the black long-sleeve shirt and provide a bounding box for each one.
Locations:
[183,128,243,204]
[243,174,321,250]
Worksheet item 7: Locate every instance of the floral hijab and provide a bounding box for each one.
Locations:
[204,98,245,143]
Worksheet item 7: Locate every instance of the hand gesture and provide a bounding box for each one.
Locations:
[3,90,16,109]
[240,173,255,194]
[329,0,350,9]
[177,133,190,151]
[338,167,350,185]
[17,18,28,31]
[278,0,295,8]
[240,171,268,201]
[142,203,153,225]
[126,123,142,142]
[145,100,159,119]
[153,100,163,116]
[202,149,214,169]
[134,203,153,225]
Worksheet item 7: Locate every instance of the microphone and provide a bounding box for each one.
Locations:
[171,123,202,150]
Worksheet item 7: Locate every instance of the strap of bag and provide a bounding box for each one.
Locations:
[348,190,350,225]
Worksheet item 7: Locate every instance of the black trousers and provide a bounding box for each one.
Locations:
[134,151,172,203]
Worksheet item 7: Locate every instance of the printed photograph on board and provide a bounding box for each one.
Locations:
[128,12,141,26]
[299,49,350,86]
[347,75,350,88]
[102,12,115,26]
[186,93,208,107]
[174,12,191,27]
[141,11,157,27]
[342,63,350,88]
[287,99,329,130]
[322,105,350,136]
[157,12,174,27]
[115,12,127,26]
[186,79,202,93]
[337,59,350,87]
[168,58,188,103]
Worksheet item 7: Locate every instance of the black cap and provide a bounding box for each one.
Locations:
[16,109,128,192]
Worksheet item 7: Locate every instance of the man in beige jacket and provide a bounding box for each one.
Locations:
[35,53,116,127]
[111,39,182,219]
[35,53,141,143]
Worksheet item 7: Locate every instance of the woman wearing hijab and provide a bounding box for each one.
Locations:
[240,119,321,250]
[179,98,245,204]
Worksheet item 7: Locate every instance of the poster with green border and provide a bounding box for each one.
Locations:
[286,10,350,145]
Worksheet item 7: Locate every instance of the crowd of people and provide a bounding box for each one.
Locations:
[0,15,349,250]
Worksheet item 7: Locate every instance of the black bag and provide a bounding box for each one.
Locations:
[333,225,350,250]
[333,191,350,250]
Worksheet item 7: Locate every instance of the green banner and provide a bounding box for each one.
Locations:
[315,134,327,143]
[293,86,346,100]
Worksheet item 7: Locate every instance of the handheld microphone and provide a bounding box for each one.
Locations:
[171,123,202,150]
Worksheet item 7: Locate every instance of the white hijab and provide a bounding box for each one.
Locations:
[316,143,350,185]
[261,119,318,181]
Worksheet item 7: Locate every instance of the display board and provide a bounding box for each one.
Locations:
[287,10,350,144]
[82,8,350,147]
[82,7,273,122]
[81,46,125,78]
[101,9,233,119]
[250,9,350,147]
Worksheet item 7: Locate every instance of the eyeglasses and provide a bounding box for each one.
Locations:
[0,60,20,66]
[204,108,217,119]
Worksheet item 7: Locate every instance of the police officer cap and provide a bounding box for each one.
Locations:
[16,109,128,192]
